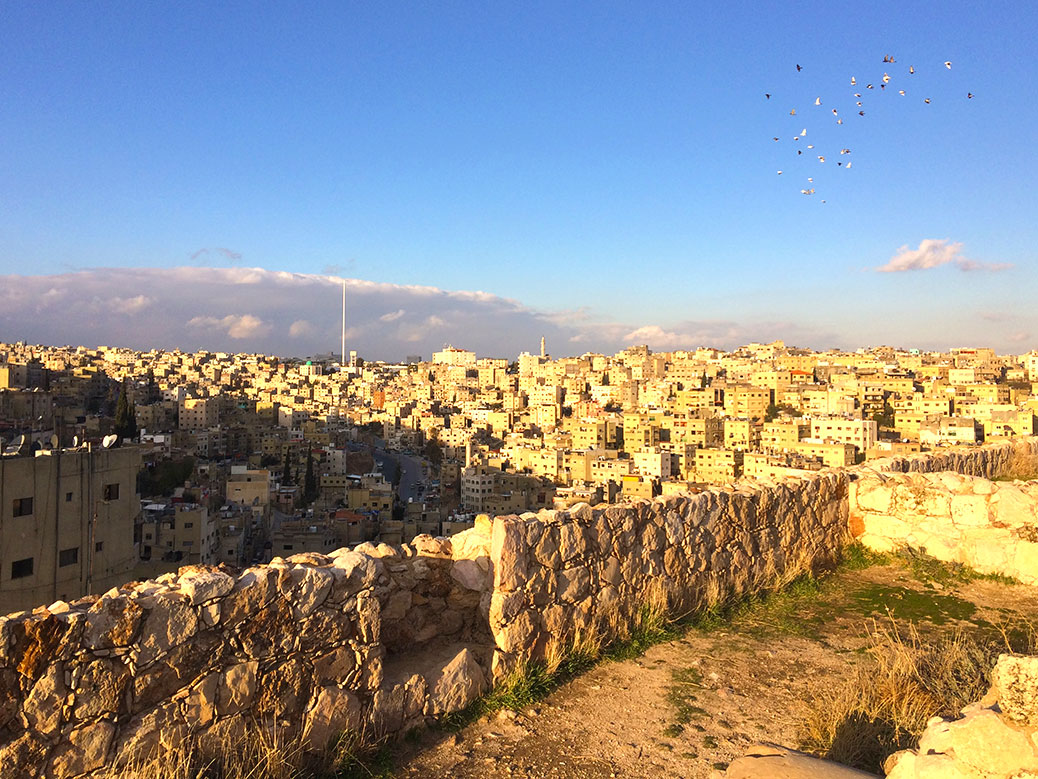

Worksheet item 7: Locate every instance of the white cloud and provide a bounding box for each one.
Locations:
[111,295,154,314]
[289,319,315,337]
[379,309,405,323]
[876,239,1012,273]
[188,314,271,339]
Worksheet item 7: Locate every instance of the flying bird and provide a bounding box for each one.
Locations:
[924,98,931,104]
[815,97,821,105]
[807,177,813,182]
[773,136,780,141]
[899,89,905,96]
[797,150,802,155]
[866,84,874,89]
[846,162,852,168]
[807,144,814,148]
[801,128,807,136]
[766,93,771,99]
[967,92,974,98]
[883,55,896,63]
[840,148,850,154]
[790,108,797,115]
[777,170,783,174]
[837,119,843,124]
[882,73,890,83]
[851,76,857,85]
[944,61,952,69]
[797,64,803,72]
[858,110,865,116]
[854,92,861,97]
[909,66,915,74]
[818,155,825,162]
[832,108,838,116]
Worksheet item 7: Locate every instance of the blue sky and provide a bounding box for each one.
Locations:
[1,1,1035,358]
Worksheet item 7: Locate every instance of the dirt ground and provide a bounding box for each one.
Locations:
[386,562,1038,778]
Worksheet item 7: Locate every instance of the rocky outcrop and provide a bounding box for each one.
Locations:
[884,654,1038,778]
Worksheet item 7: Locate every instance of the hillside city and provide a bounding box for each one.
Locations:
[1,337,1035,615]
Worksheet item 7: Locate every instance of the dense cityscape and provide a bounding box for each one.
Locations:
[2,337,1033,614]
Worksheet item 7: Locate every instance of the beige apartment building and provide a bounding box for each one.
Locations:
[0,445,141,614]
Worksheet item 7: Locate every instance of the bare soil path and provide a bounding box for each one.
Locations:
[386,560,1038,778]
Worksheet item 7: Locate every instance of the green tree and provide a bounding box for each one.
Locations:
[303,446,318,503]
[114,384,138,440]
[282,449,293,486]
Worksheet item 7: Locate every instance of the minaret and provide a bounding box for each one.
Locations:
[340,279,346,368]
[540,336,546,359]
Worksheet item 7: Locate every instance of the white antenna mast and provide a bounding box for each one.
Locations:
[341,278,346,368]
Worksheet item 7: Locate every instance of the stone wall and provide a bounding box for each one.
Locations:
[0,526,494,777]
[849,470,1038,585]
[488,472,849,678]
[868,436,1038,478]
[4,436,1037,777]
[884,654,1038,778]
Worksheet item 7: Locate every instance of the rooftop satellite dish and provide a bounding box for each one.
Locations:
[72,435,79,448]
[50,434,59,449]
[12,434,27,454]
[102,434,118,449]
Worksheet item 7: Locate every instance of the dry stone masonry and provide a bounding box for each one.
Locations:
[850,439,1038,584]
[2,437,1036,777]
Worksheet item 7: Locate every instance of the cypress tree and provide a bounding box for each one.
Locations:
[283,450,293,486]
[114,384,138,440]
[304,446,318,503]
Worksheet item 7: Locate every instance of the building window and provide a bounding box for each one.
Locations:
[103,483,119,500]
[65,492,73,502]
[11,558,33,579]
[183,522,193,528]
[12,497,33,517]
[59,547,79,567]
[283,544,294,551]
[183,541,193,547]
[95,541,103,552]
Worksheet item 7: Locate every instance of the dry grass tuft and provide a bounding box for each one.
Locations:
[98,724,388,779]
[999,449,1038,481]
[800,620,1033,774]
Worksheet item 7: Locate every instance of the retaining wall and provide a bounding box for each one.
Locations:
[849,439,1038,585]
[1,437,1035,777]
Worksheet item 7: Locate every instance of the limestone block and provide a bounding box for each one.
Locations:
[861,513,911,541]
[492,517,528,592]
[114,700,187,766]
[426,647,487,716]
[356,643,384,690]
[1014,542,1038,585]
[450,558,490,592]
[134,593,199,668]
[726,743,879,777]
[286,565,334,618]
[256,657,310,723]
[82,597,144,653]
[182,672,218,729]
[355,591,381,644]
[0,732,48,777]
[371,673,427,735]
[12,612,83,681]
[217,660,258,716]
[943,708,1038,775]
[220,567,282,627]
[885,750,976,779]
[969,537,1011,574]
[489,589,529,629]
[950,494,992,528]
[569,502,593,523]
[313,646,358,685]
[48,719,114,777]
[496,609,536,655]
[600,556,623,587]
[304,686,362,749]
[73,656,130,720]
[328,550,380,592]
[533,525,561,569]
[23,661,65,736]
[993,654,1038,725]
[382,590,413,622]
[177,569,234,605]
[995,485,1038,528]
[559,523,589,563]
[558,566,590,603]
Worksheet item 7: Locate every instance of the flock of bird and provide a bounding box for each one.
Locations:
[769,56,972,202]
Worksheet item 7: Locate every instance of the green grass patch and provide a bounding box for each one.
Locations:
[849,583,978,626]
[893,548,1021,587]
